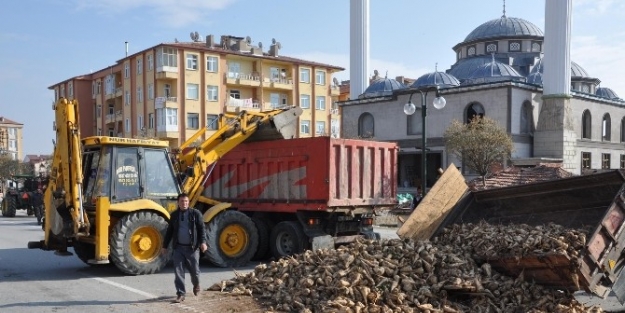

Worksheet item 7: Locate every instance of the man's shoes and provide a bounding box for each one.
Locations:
[193,285,200,296]
[173,295,185,303]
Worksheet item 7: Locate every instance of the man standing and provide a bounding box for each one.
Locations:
[31,188,44,225]
[161,193,208,303]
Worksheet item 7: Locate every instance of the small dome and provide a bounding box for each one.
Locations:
[411,72,460,89]
[596,87,622,101]
[527,72,543,86]
[531,58,591,78]
[468,61,523,79]
[447,57,493,81]
[359,78,406,99]
[464,17,543,43]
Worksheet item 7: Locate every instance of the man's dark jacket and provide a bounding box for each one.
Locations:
[163,208,207,251]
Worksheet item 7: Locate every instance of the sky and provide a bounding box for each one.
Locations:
[1,0,623,156]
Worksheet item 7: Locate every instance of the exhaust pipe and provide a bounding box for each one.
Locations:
[27,240,44,249]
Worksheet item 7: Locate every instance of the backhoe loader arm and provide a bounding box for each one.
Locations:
[176,107,302,208]
[46,98,89,239]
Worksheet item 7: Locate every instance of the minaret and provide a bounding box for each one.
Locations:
[349,0,370,100]
[534,0,577,173]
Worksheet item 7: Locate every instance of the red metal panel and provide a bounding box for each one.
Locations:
[203,137,398,213]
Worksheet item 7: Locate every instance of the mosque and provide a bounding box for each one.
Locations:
[339,4,625,191]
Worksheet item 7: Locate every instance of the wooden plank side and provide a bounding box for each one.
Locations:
[397,164,468,241]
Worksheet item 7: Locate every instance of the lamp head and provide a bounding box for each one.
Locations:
[433,96,446,109]
[404,102,416,115]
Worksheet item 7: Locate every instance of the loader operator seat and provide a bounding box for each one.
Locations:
[114,157,139,200]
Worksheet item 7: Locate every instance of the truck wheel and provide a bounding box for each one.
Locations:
[270,221,308,259]
[5,196,17,217]
[251,217,270,260]
[109,211,169,275]
[205,210,258,267]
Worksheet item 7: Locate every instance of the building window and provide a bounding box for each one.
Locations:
[96,105,101,118]
[60,86,65,98]
[186,54,198,70]
[621,117,625,143]
[228,62,240,78]
[124,63,130,78]
[457,51,461,60]
[68,82,74,97]
[531,42,542,52]
[582,84,590,93]
[467,46,476,56]
[206,56,218,72]
[621,155,625,169]
[187,113,199,129]
[315,96,326,110]
[603,113,611,141]
[358,113,374,138]
[300,68,310,83]
[602,153,611,169]
[300,94,310,109]
[97,128,102,136]
[582,152,591,169]
[316,121,326,135]
[147,54,154,71]
[520,101,533,134]
[125,118,131,133]
[486,42,497,53]
[159,48,178,67]
[582,110,592,139]
[509,41,521,51]
[97,81,101,94]
[331,119,340,138]
[108,103,114,115]
[186,83,199,100]
[8,139,16,151]
[124,90,130,106]
[207,114,218,130]
[137,86,143,102]
[466,102,485,123]
[148,83,154,100]
[148,113,154,129]
[229,90,241,99]
[138,115,144,130]
[137,59,143,74]
[108,128,114,136]
[300,120,310,134]
[315,70,326,85]
[207,85,218,101]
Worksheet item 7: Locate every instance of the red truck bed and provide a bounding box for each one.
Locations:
[204,137,398,212]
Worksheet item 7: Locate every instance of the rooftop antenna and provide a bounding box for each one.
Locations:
[502,0,506,18]
[125,41,129,57]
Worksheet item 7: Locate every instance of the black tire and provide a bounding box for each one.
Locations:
[5,196,17,217]
[251,217,270,260]
[27,207,34,216]
[205,210,258,268]
[270,221,308,259]
[109,211,169,275]
[73,241,96,265]
[1,198,7,217]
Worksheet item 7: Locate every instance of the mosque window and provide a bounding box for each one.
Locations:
[358,113,374,138]
[582,84,590,93]
[467,46,476,56]
[520,101,533,134]
[531,42,541,52]
[582,110,591,139]
[466,102,485,123]
[486,42,497,53]
[621,117,625,143]
[509,41,521,51]
[603,113,611,141]
[457,51,461,60]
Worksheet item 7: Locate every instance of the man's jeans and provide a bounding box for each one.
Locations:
[173,246,200,296]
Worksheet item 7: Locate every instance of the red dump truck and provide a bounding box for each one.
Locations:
[204,136,398,259]
[400,166,625,304]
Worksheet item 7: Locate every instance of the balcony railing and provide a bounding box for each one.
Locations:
[330,108,339,115]
[155,96,178,109]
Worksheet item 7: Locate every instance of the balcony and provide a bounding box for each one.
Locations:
[105,113,115,124]
[156,66,179,80]
[224,97,261,112]
[224,73,261,87]
[262,77,294,90]
[155,96,178,109]
[115,110,123,122]
[115,87,123,98]
[156,124,179,139]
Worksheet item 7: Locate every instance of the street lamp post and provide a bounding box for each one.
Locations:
[404,86,446,198]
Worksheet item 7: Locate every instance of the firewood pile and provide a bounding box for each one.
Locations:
[211,222,603,313]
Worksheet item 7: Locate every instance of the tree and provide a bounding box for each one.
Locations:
[444,116,514,185]
[0,155,19,182]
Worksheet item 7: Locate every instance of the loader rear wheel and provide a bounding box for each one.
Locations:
[205,210,258,267]
[270,221,308,259]
[251,217,270,260]
[109,211,168,275]
[2,196,17,217]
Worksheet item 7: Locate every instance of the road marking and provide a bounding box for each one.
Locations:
[91,276,157,299]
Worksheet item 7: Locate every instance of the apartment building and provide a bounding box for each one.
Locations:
[49,34,344,147]
[0,116,23,161]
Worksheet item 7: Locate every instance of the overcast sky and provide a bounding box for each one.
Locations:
[1,0,623,155]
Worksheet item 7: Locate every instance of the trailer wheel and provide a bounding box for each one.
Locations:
[251,217,270,260]
[3,196,17,217]
[109,211,169,275]
[270,221,308,259]
[205,210,258,267]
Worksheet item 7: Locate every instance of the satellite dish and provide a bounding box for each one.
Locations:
[245,36,251,44]
[258,42,263,49]
[272,38,276,44]
[194,31,200,41]
[190,32,195,40]
[333,77,339,86]
[276,42,282,49]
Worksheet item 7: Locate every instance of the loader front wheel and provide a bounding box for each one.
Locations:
[205,210,258,267]
[110,211,168,275]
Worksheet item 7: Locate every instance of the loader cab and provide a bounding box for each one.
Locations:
[82,137,180,208]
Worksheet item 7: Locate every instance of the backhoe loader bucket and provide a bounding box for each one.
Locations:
[247,107,303,142]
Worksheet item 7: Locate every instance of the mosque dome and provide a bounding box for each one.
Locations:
[596,87,622,101]
[466,61,524,84]
[447,57,493,81]
[464,17,544,43]
[410,72,460,89]
[359,77,406,99]
[531,58,591,78]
